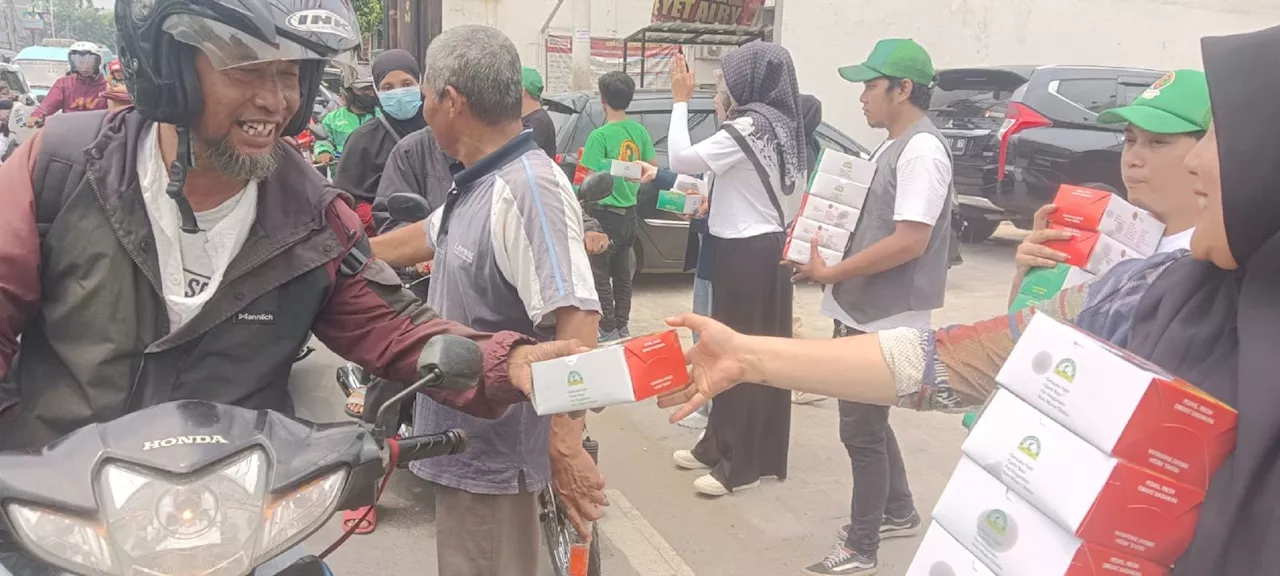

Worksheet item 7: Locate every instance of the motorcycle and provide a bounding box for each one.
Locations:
[0,334,483,576]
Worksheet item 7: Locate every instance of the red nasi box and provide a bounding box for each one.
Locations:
[964,391,1203,564]
[1048,185,1165,256]
[529,331,690,415]
[932,458,1172,576]
[996,314,1237,490]
[1042,224,1144,276]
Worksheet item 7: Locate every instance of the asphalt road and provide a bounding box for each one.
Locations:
[292,226,1029,576]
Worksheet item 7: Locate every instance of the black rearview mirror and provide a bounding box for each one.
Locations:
[386,193,433,224]
[579,171,615,204]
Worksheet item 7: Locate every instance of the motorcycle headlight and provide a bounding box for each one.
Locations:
[7,448,348,576]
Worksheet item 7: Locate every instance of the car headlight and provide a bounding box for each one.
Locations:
[9,448,348,576]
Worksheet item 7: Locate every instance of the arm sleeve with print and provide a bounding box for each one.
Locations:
[491,157,602,327]
[892,133,953,226]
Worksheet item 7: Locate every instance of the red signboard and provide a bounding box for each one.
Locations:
[650,0,767,27]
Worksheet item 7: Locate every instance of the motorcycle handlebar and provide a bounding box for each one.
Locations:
[393,429,468,465]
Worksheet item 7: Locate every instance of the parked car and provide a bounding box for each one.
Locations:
[544,89,870,274]
[931,65,1166,241]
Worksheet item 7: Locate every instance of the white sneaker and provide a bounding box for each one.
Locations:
[673,449,710,470]
[693,474,759,497]
[792,391,828,405]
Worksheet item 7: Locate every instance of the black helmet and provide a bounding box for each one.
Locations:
[116,0,360,136]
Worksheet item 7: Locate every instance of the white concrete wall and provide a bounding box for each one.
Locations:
[781,0,1280,146]
[443,0,654,70]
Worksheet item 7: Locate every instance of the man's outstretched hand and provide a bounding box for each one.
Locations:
[550,438,608,540]
[507,339,591,397]
[657,314,749,422]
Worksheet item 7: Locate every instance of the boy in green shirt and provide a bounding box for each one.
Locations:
[580,71,656,340]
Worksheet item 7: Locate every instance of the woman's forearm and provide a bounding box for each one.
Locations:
[738,333,901,406]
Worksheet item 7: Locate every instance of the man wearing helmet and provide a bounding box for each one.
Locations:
[312,73,378,167]
[24,41,108,127]
[0,3,584,570]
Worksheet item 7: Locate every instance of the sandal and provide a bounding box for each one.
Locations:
[341,506,377,535]
[344,388,366,419]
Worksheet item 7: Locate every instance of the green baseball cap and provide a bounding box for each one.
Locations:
[1098,70,1210,134]
[838,39,936,86]
[521,66,544,100]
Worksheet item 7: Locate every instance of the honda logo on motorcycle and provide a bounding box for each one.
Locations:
[143,435,230,451]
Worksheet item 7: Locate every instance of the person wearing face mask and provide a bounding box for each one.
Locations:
[312,74,379,167]
[1008,70,1211,309]
[334,49,428,223]
[657,25,1280,576]
[25,41,109,127]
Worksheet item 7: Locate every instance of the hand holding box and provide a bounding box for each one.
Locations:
[530,331,690,415]
[609,160,644,181]
[784,235,843,268]
[1048,185,1165,256]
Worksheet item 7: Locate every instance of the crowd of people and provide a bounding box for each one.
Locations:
[0,0,1276,574]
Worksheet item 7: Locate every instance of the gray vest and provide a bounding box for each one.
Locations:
[410,135,552,495]
[831,116,954,324]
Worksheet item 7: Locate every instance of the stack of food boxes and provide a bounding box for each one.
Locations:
[783,149,876,268]
[655,174,708,215]
[1011,185,1166,311]
[908,314,1238,576]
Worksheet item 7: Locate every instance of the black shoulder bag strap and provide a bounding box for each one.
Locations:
[720,123,789,230]
[378,115,407,143]
[32,110,111,238]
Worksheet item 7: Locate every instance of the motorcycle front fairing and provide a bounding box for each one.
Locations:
[0,400,384,576]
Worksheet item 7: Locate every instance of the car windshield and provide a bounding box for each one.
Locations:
[15,60,65,89]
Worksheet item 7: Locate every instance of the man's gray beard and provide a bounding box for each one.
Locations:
[204,137,281,182]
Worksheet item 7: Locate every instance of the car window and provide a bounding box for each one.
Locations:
[1,69,23,93]
[1118,82,1153,107]
[1054,79,1118,115]
[640,112,671,139]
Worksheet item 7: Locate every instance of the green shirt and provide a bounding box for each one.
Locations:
[580,118,656,208]
[313,106,378,157]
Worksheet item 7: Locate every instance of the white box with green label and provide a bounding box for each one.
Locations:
[906,523,996,576]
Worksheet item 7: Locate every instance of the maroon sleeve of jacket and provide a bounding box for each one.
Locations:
[311,198,534,419]
[32,77,67,119]
[0,132,43,378]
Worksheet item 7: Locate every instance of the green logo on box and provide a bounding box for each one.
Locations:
[567,371,585,387]
[984,510,1010,536]
[1018,436,1041,460]
[1053,359,1077,382]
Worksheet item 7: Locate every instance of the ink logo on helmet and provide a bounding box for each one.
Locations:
[288,10,356,40]
[1143,71,1176,100]
[567,371,585,387]
[1018,435,1042,460]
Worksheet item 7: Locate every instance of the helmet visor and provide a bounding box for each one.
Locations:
[163,14,356,76]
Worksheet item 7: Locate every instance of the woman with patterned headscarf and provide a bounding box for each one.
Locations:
[663,42,808,498]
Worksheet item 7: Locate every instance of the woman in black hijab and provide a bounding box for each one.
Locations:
[657,25,1280,575]
[334,49,429,206]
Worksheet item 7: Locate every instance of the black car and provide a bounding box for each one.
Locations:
[932,65,1166,241]
[544,89,870,273]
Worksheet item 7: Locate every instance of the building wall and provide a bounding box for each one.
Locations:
[443,0,1279,144]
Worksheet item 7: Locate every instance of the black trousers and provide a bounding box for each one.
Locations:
[588,208,637,335]
[692,233,793,489]
[836,323,915,557]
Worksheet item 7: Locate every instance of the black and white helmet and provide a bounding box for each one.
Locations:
[115,0,361,136]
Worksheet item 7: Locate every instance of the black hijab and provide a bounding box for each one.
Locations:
[371,49,428,137]
[720,41,808,193]
[1128,25,1280,575]
[335,50,428,202]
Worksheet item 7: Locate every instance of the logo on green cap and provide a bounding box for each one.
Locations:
[1143,71,1176,100]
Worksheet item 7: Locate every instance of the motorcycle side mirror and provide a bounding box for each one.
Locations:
[371,335,483,440]
[22,95,34,106]
[386,192,433,223]
[579,171,615,204]
[309,123,330,141]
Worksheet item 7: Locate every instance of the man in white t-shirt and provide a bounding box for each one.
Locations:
[1009,70,1211,305]
[789,39,953,576]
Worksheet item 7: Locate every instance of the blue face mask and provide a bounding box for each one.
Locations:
[378,87,423,121]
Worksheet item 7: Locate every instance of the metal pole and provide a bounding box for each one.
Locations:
[570,0,591,90]
[639,34,647,88]
[771,0,784,44]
